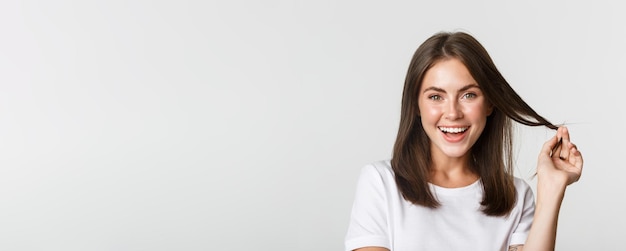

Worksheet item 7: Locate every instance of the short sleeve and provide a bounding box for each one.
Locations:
[509,179,536,246]
[344,164,391,251]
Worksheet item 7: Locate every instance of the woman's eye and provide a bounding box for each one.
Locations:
[463,93,477,99]
[429,95,442,100]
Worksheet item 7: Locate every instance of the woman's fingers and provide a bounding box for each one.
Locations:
[570,143,584,168]
[563,146,584,183]
[537,126,584,185]
[542,134,560,158]
[559,127,571,161]
[550,137,563,159]
[567,142,579,166]
[557,127,584,184]
[572,148,583,182]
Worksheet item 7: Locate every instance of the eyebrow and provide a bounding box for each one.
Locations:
[422,84,481,94]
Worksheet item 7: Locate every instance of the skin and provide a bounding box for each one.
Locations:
[354,59,583,251]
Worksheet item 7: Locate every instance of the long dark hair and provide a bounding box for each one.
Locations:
[391,31,557,216]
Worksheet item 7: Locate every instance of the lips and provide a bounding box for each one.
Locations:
[438,126,469,133]
[438,126,469,142]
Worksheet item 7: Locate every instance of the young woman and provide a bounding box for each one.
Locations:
[345,31,583,251]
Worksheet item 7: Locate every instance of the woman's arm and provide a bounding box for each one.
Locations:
[519,126,583,251]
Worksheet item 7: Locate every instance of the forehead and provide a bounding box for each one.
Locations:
[420,58,477,91]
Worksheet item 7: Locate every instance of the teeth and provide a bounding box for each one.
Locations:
[439,127,468,133]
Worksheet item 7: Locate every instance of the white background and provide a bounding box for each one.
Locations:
[0,1,622,250]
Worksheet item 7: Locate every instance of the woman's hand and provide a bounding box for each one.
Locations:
[537,126,584,191]
[522,126,584,251]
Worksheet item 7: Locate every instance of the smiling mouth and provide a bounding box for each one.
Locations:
[438,126,469,134]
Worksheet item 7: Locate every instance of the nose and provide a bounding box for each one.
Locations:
[445,99,463,120]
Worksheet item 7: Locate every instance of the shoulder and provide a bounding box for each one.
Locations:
[512,176,535,204]
[355,159,396,190]
[359,159,395,180]
[511,176,532,193]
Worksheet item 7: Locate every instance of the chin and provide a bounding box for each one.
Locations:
[446,152,469,158]
[441,147,471,158]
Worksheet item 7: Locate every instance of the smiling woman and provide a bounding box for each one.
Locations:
[344,31,583,251]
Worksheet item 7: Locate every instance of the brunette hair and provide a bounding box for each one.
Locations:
[391,31,557,216]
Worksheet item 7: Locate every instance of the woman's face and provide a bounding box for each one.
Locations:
[418,58,492,161]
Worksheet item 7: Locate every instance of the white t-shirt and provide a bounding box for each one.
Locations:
[345,160,535,251]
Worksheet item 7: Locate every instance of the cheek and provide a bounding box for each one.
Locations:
[463,103,491,117]
[419,103,441,117]
[420,107,442,123]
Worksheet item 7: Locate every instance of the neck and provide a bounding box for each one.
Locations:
[429,153,478,188]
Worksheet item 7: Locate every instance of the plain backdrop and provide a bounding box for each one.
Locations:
[0,0,623,250]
